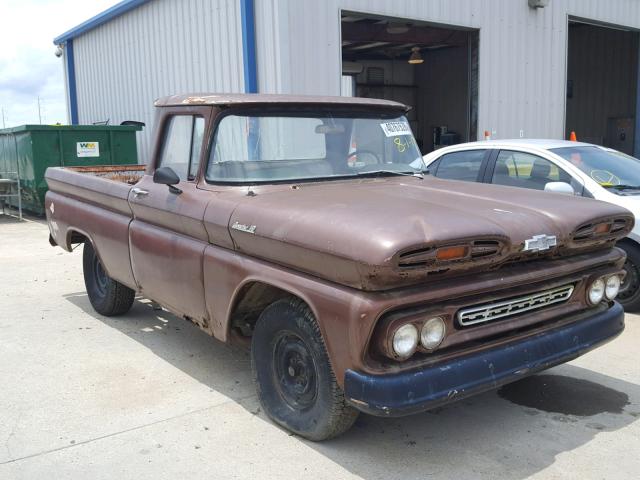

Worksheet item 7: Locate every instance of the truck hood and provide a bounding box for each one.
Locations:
[228,177,633,290]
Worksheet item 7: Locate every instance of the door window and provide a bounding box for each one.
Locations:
[434,149,486,182]
[158,115,205,181]
[492,150,572,191]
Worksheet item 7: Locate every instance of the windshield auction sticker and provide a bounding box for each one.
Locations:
[380,121,412,137]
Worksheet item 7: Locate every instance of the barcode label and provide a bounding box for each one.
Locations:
[380,121,412,137]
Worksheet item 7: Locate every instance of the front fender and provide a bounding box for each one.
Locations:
[202,243,377,385]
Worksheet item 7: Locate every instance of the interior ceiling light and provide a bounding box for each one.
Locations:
[386,22,410,34]
[408,46,424,64]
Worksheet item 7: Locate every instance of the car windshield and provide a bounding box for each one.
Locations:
[206,113,424,183]
[550,146,640,192]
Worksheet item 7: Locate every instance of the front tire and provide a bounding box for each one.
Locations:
[251,298,359,441]
[618,242,640,312]
[82,241,135,316]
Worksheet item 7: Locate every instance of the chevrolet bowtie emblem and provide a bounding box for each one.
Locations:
[523,234,557,252]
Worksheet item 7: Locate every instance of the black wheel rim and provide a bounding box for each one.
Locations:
[272,332,318,411]
[619,259,640,303]
[93,256,108,297]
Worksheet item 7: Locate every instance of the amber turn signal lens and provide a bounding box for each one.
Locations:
[594,223,611,234]
[436,245,469,261]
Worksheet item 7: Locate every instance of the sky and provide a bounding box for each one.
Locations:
[0,0,120,128]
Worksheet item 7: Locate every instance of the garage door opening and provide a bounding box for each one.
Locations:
[341,12,478,154]
[566,19,640,155]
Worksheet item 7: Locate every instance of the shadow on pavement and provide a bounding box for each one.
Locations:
[65,292,640,480]
[0,213,46,225]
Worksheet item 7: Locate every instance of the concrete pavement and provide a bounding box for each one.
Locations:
[1,215,639,479]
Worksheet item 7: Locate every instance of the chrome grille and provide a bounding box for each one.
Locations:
[457,284,574,327]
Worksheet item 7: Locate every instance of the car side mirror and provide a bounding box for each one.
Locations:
[544,181,575,195]
[153,166,182,194]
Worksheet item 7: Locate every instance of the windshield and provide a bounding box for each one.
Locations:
[206,113,424,183]
[550,146,640,191]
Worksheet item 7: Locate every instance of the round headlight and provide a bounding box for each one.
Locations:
[588,277,605,305]
[605,275,621,300]
[421,317,446,350]
[392,324,419,359]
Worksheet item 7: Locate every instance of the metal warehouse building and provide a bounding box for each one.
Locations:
[54,0,640,161]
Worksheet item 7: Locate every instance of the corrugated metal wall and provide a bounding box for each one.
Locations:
[255,0,640,141]
[72,0,245,161]
[69,0,640,159]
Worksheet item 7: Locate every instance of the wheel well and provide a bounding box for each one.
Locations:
[67,229,89,248]
[229,282,300,336]
[618,237,639,248]
[615,238,640,260]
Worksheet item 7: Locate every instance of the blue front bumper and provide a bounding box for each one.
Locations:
[344,302,625,416]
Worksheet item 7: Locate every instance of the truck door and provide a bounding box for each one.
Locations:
[128,108,212,327]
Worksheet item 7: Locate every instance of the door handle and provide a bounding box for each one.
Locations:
[131,187,149,197]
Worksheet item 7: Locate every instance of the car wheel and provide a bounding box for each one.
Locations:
[617,242,640,312]
[83,241,135,316]
[251,298,359,441]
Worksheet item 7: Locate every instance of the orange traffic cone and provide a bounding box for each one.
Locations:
[569,131,577,141]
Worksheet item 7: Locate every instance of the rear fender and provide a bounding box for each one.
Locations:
[45,191,137,290]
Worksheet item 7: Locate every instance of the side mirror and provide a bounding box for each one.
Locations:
[153,166,182,194]
[544,181,575,195]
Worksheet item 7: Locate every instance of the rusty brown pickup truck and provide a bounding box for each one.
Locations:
[46,94,633,440]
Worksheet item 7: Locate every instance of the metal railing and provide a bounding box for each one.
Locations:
[0,171,22,220]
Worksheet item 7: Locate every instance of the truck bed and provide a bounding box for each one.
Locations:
[45,165,145,216]
[60,165,146,184]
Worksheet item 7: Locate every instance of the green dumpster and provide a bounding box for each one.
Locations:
[0,124,142,215]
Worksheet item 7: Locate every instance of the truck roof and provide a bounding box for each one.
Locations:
[154,93,410,111]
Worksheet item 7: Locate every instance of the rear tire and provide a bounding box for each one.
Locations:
[251,298,359,441]
[82,241,135,316]
[618,242,640,312]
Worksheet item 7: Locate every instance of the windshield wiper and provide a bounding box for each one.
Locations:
[605,184,640,191]
[356,169,424,179]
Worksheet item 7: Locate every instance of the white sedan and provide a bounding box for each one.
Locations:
[421,139,640,310]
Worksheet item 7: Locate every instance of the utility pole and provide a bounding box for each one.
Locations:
[1,108,5,129]
[37,97,42,124]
